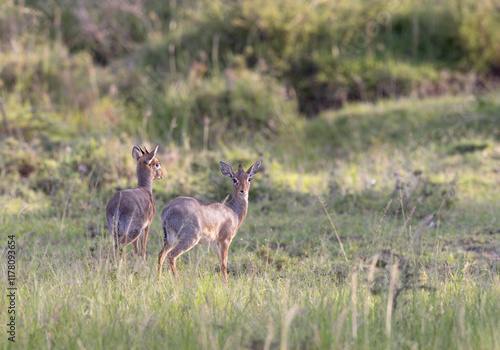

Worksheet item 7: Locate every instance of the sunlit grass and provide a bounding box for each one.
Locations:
[2,228,499,349]
[2,1,500,347]
[1,91,500,349]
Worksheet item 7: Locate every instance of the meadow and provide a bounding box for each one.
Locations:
[2,93,500,349]
[1,0,500,349]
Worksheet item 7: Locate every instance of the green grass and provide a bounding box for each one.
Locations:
[2,1,500,348]
[2,92,500,349]
[3,212,500,349]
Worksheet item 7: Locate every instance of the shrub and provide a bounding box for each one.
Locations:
[458,0,500,73]
[137,68,298,148]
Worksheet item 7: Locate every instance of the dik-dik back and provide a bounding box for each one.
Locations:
[106,188,155,243]
[106,145,164,259]
[161,197,238,246]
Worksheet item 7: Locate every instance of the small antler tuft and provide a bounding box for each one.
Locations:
[236,164,246,176]
[138,145,145,155]
[144,146,150,154]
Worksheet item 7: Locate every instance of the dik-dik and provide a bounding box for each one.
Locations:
[158,160,261,285]
[106,145,164,262]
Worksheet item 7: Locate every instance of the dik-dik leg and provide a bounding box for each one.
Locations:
[217,240,230,286]
[120,245,128,292]
[133,240,139,255]
[141,225,150,260]
[164,235,201,282]
[158,241,173,279]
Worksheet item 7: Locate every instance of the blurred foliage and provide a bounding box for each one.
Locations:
[1,4,500,347]
[459,1,500,73]
[1,0,500,219]
[1,0,499,147]
[136,67,297,147]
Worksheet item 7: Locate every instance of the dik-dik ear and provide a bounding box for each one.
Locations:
[145,145,159,165]
[246,159,261,178]
[220,161,235,179]
[132,146,143,161]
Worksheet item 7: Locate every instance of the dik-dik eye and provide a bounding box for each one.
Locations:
[233,178,238,184]
[248,178,252,182]
[155,163,161,169]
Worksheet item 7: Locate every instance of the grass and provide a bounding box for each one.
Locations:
[2,91,500,349]
[4,213,500,349]
[2,2,500,346]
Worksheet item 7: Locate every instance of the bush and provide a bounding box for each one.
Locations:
[4,0,500,141]
[459,0,500,73]
[140,0,494,117]
[137,68,298,148]
[23,0,153,64]
[0,43,97,109]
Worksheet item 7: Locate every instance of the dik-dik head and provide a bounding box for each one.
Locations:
[132,145,165,180]
[220,160,261,198]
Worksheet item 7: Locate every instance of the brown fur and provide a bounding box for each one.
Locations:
[106,145,165,261]
[158,160,261,285]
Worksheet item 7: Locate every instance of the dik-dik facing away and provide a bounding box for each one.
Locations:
[158,160,261,285]
[106,145,164,262]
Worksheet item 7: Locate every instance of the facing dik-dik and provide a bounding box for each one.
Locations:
[158,160,261,285]
[106,145,164,261]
